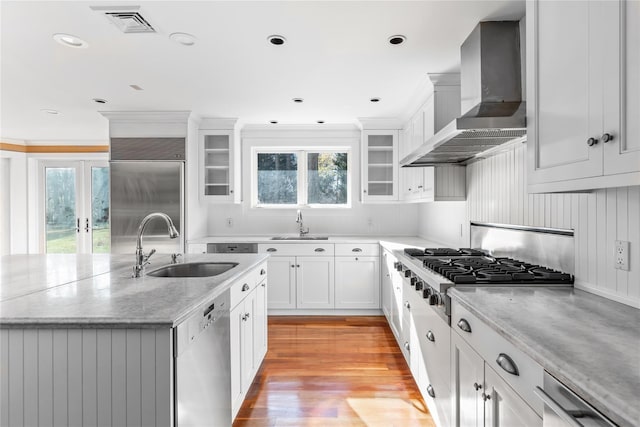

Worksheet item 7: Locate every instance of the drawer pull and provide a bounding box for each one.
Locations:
[352,248,362,252]
[266,248,277,252]
[427,384,435,398]
[403,342,410,352]
[241,283,250,292]
[457,318,472,333]
[426,330,435,342]
[404,301,411,310]
[260,268,266,275]
[496,353,519,376]
[314,248,325,252]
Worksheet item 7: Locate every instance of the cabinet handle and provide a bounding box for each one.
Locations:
[404,301,411,310]
[261,283,266,287]
[474,382,482,391]
[427,384,435,398]
[403,342,410,352]
[601,133,614,143]
[482,392,491,402]
[586,137,598,146]
[296,264,300,268]
[84,218,90,233]
[496,353,519,376]
[457,318,472,333]
[260,269,266,275]
[314,248,325,252]
[241,283,250,292]
[352,248,362,252]
[245,312,250,319]
[291,265,295,268]
[76,218,80,233]
[418,185,423,189]
[230,190,234,193]
[266,248,277,252]
[363,189,367,193]
[426,330,435,342]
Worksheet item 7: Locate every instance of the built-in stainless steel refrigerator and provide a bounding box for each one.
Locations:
[110,137,185,254]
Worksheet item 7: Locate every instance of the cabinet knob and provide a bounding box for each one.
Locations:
[404,301,411,310]
[482,392,491,402]
[291,265,295,268]
[230,190,234,194]
[601,133,614,143]
[363,189,367,193]
[587,137,598,146]
[474,382,482,391]
[426,330,435,342]
[260,269,266,275]
[403,342,410,352]
[241,283,250,292]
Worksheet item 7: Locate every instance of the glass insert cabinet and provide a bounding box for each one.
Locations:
[199,118,239,202]
[362,130,399,202]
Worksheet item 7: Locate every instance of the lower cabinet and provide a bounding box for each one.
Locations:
[265,256,296,309]
[296,256,335,309]
[230,263,268,420]
[335,256,380,309]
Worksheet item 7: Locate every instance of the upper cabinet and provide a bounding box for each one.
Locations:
[527,0,640,192]
[199,118,240,202]
[362,129,399,202]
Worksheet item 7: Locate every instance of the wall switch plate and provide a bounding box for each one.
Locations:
[615,240,630,271]
[226,218,233,227]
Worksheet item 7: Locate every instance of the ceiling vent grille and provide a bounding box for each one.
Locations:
[105,11,155,33]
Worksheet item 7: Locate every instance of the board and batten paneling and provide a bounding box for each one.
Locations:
[0,328,173,427]
[420,143,640,308]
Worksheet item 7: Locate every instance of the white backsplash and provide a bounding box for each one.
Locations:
[419,143,640,308]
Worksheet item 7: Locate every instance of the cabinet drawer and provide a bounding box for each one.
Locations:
[452,301,544,416]
[258,243,334,256]
[335,243,379,257]
[230,262,267,308]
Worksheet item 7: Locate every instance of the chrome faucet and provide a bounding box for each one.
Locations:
[133,212,179,278]
[296,209,309,236]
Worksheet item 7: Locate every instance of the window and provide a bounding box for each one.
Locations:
[254,149,350,208]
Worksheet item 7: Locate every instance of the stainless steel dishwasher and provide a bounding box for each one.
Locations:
[175,290,231,426]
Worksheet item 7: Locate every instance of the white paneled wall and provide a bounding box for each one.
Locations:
[0,328,173,427]
[419,143,640,308]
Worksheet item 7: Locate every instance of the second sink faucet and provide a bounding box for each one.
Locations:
[133,212,180,278]
[296,209,309,236]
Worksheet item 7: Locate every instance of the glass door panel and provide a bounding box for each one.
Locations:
[45,167,78,253]
[90,166,110,253]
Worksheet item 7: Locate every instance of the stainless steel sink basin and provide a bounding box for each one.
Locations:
[270,236,329,240]
[147,262,238,278]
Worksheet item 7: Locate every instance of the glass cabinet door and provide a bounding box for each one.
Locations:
[203,134,231,196]
[362,130,398,202]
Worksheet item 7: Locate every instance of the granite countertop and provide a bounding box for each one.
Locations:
[448,286,640,427]
[0,253,269,328]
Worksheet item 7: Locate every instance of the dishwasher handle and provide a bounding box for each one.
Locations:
[534,386,584,427]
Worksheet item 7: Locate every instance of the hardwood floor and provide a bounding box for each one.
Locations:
[233,316,434,427]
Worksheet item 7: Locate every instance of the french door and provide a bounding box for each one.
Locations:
[41,161,109,253]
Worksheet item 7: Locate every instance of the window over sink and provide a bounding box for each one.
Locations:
[252,148,350,208]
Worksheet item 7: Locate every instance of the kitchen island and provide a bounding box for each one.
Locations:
[448,286,640,427]
[0,253,269,427]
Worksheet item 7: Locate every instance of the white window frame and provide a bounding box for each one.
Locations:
[251,147,352,209]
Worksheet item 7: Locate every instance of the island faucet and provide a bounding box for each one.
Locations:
[133,212,179,278]
[296,209,309,236]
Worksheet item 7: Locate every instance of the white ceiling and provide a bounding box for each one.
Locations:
[0,1,525,142]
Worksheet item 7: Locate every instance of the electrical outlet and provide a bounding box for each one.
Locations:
[226,218,233,228]
[615,240,630,271]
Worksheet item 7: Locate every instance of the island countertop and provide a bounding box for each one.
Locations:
[0,253,269,328]
[448,286,640,427]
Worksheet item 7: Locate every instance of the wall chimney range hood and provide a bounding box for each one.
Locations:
[401,21,526,167]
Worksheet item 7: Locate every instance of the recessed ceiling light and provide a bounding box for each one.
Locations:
[388,35,406,45]
[292,98,304,103]
[317,120,325,124]
[269,120,278,124]
[129,84,144,91]
[53,33,88,49]
[268,35,286,45]
[41,109,59,115]
[169,32,196,46]
[92,98,107,104]
[370,97,381,103]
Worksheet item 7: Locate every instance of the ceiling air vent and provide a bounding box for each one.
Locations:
[90,6,156,34]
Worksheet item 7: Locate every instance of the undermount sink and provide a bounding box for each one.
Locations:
[270,236,329,240]
[147,262,238,278]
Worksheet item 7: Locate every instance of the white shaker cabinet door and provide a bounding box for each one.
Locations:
[265,256,296,309]
[334,256,380,309]
[484,365,542,427]
[296,256,335,309]
[451,332,484,427]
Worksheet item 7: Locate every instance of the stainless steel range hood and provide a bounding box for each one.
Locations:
[401,21,526,167]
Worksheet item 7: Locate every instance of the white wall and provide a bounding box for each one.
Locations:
[206,126,419,237]
[418,143,640,308]
[0,148,29,254]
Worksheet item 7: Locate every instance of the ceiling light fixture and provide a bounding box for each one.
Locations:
[41,109,59,115]
[53,33,88,49]
[169,32,196,46]
[388,35,406,45]
[267,35,286,45]
[92,98,107,104]
[292,98,304,103]
[370,97,381,103]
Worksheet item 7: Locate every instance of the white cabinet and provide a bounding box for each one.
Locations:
[230,262,268,419]
[484,364,542,427]
[381,249,394,321]
[258,244,335,310]
[200,118,240,202]
[452,331,484,427]
[335,244,380,309]
[527,0,640,192]
[362,130,399,202]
